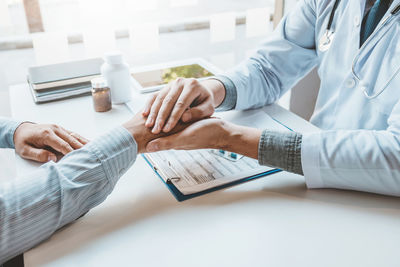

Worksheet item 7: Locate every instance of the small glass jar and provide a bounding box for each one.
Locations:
[91,77,112,112]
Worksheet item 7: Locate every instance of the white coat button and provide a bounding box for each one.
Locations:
[346,78,356,88]
[354,16,360,27]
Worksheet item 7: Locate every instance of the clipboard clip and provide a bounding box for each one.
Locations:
[166,161,181,183]
[153,165,180,183]
[167,177,181,183]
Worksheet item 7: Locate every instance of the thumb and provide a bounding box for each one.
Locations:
[21,146,58,163]
[146,135,180,152]
[181,102,214,122]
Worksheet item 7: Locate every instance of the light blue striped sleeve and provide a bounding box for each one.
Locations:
[0,126,137,264]
[0,117,23,149]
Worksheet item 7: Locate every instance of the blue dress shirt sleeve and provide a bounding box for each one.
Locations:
[211,0,318,177]
[211,76,237,111]
[0,117,23,149]
[0,126,137,264]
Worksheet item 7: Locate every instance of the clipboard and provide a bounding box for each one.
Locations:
[142,154,282,202]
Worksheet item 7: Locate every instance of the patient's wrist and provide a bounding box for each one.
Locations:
[122,118,153,154]
[123,113,190,153]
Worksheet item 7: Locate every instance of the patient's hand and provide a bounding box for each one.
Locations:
[14,123,89,163]
[122,112,190,154]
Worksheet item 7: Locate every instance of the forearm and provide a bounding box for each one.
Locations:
[225,125,303,175]
[302,129,400,196]
[258,130,303,175]
[224,124,262,159]
[211,1,318,111]
[0,126,137,264]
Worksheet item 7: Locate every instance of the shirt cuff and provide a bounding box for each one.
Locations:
[2,119,24,149]
[258,130,303,175]
[301,132,323,188]
[211,75,237,111]
[84,126,138,188]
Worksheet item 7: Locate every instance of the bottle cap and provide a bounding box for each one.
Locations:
[104,51,123,64]
[91,77,108,88]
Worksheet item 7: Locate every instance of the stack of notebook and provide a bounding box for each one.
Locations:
[27,58,104,103]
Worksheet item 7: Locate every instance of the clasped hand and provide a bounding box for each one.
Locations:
[138,78,230,153]
[131,78,260,159]
[121,78,232,154]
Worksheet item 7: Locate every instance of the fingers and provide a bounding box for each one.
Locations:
[15,123,88,162]
[44,131,74,155]
[70,132,89,145]
[162,86,199,132]
[145,88,169,128]
[19,146,57,163]
[181,100,214,123]
[55,127,85,150]
[145,78,213,133]
[62,127,89,145]
[147,135,179,152]
[142,93,157,117]
[152,83,186,134]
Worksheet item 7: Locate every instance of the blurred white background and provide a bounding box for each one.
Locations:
[1,0,274,36]
[0,0,278,99]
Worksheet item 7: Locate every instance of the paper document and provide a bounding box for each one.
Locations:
[145,110,289,195]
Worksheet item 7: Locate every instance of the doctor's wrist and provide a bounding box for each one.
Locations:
[223,124,262,160]
[202,79,226,108]
[211,75,237,111]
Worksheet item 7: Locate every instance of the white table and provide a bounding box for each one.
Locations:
[9,83,400,267]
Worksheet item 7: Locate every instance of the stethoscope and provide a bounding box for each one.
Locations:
[319,0,400,52]
[318,0,342,52]
[319,0,400,98]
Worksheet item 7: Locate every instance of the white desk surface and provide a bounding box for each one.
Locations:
[9,83,400,267]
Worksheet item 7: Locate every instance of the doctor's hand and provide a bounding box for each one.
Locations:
[142,78,226,134]
[122,111,190,154]
[145,118,261,160]
[14,122,89,163]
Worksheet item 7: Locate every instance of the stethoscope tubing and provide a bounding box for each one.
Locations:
[323,0,400,99]
[326,0,342,32]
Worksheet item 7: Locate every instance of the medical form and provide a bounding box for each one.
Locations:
[144,110,290,196]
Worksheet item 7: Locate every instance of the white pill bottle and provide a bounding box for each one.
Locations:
[101,51,132,104]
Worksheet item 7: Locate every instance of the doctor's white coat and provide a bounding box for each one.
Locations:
[222,0,400,196]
